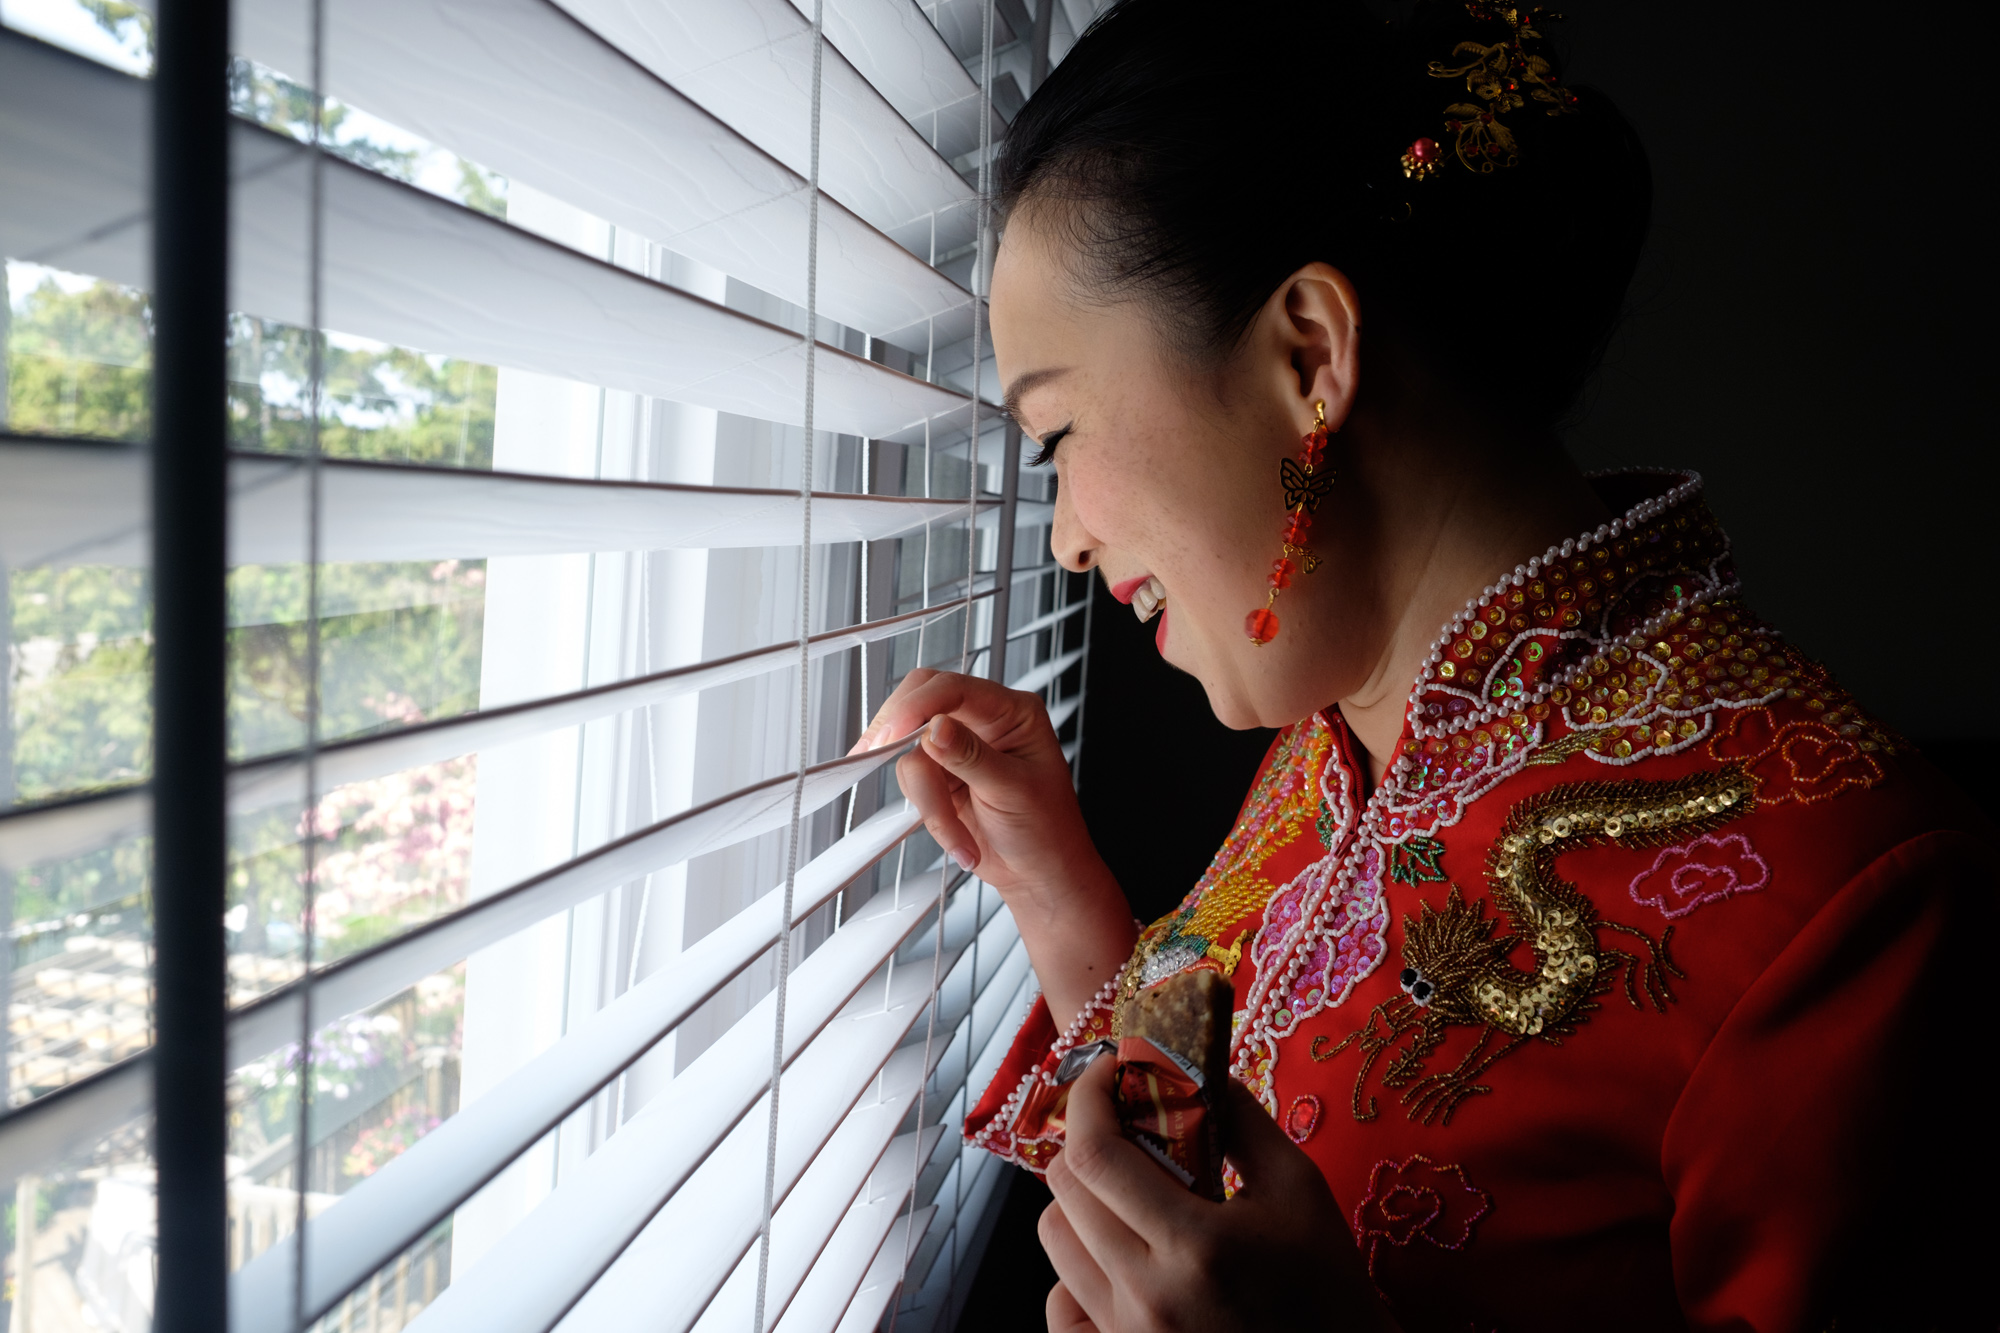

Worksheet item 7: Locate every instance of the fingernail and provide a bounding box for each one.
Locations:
[951,848,975,872]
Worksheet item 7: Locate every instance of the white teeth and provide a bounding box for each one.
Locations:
[1132,576,1167,623]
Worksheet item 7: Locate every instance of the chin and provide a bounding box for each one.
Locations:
[1191,639,1330,732]
[1196,673,1277,732]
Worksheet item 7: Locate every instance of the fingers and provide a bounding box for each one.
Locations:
[1218,1077,1321,1197]
[1045,1143,1150,1277]
[848,669,939,754]
[921,713,998,779]
[856,669,1055,758]
[1056,1052,1211,1247]
[1037,1198,1113,1322]
[895,747,979,871]
[1045,1280,1100,1333]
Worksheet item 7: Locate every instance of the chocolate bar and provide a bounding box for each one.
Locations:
[1114,969,1232,1200]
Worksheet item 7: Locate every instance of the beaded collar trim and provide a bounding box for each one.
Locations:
[1404,469,1724,741]
[1229,469,1748,1100]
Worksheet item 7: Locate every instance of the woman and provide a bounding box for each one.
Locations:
[858,1,1992,1327]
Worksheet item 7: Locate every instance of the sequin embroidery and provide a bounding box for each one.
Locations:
[1317,765,1756,1125]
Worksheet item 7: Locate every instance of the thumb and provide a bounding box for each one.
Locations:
[1218,1077,1313,1190]
[922,713,1001,778]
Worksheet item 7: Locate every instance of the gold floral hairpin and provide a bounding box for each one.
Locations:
[1401,3,1580,180]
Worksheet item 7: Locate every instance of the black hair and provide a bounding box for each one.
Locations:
[995,0,1652,430]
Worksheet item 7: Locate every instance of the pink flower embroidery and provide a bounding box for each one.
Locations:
[1351,1155,1489,1277]
[1627,832,1770,920]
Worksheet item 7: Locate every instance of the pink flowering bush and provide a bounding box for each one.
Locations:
[304,692,477,959]
[342,1101,443,1180]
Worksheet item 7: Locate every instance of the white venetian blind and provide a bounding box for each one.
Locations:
[0,0,1101,1327]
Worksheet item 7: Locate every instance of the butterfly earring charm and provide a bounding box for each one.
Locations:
[1247,401,1334,646]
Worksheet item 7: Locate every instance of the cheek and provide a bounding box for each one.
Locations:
[1067,441,1249,558]
[1064,448,1142,544]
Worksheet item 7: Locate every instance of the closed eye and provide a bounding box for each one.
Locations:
[1029,426,1070,467]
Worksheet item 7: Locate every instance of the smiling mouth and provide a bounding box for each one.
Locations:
[1131,575,1166,623]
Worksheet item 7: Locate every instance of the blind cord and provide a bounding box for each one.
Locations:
[755,0,826,1322]
[950,0,999,1312]
[891,1,1000,1326]
[292,0,328,1322]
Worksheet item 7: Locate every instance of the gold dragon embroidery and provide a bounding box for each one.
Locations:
[1313,764,1758,1125]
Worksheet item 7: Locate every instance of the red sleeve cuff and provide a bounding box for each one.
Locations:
[963,980,1120,1175]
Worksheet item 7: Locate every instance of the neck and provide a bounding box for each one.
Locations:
[1334,408,1611,784]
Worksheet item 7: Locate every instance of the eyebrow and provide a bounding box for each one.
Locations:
[1001,367,1072,433]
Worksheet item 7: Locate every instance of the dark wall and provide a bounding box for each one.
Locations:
[1557,1,1993,740]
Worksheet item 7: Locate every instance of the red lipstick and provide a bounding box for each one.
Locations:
[1155,606,1168,652]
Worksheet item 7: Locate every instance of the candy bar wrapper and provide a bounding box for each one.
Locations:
[1114,970,1232,1202]
[1001,970,1231,1196]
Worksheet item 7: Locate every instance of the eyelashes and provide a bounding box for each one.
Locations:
[1029,427,1070,467]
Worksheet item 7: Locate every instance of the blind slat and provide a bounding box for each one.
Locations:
[0,591,993,870]
[898,1144,1006,1331]
[0,786,147,874]
[0,439,989,570]
[772,1140,932,1333]
[227,803,924,1333]
[0,1056,150,1185]
[399,872,959,1333]
[0,34,969,435]
[235,590,995,805]
[1008,646,1087,697]
[904,920,1027,1124]
[231,0,971,337]
[1047,692,1083,733]
[818,1206,932,1333]
[1007,596,1086,643]
[253,128,965,437]
[0,765,921,1184]
[553,0,978,259]
[785,0,986,160]
[967,929,1032,1067]
[0,30,140,267]
[688,1101,943,1333]
[564,1036,928,1333]
[226,740,918,1069]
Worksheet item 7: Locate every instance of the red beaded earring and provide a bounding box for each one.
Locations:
[1246,401,1335,646]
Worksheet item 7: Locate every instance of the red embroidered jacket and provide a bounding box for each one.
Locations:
[965,471,1994,1332]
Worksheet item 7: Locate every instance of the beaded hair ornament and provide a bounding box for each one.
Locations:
[1400,3,1580,180]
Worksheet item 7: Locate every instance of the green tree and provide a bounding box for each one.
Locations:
[229,58,421,181]
[4,275,151,441]
[6,566,152,801]
[228,317,497,468]
[77,0,153,60]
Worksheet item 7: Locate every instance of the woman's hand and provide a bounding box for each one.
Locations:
[859,667,1087,892]
[856,668,1134,1025]
[1039,1059,1398,1333]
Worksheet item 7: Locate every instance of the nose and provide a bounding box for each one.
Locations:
[1049,476,1098,573]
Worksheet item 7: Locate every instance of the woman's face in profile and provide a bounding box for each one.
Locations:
[989,210,1381,730]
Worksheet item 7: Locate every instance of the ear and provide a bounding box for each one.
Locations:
[1250,262,1362,435]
